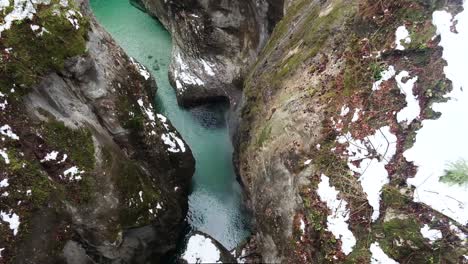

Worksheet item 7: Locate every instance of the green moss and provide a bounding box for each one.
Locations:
[382,186,408,209]
[41,120,95,171]
[0,0,89,95]
[2,150,57,208]
[256,124,272,147]
[440,159,468,185]
[115,160,162,227]
[375,218,442,263]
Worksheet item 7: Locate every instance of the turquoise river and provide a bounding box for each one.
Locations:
[91,0,251,256]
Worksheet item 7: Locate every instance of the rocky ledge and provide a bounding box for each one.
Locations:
[132,0,284,107]
[0,0,194,263]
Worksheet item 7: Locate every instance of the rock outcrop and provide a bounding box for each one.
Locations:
[0,0,194,263]
[236,0,468,263]
[133,0,284,107]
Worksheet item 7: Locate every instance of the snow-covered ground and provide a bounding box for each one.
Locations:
[337,126,397,222]
[182,233,222,263]
[405,2,468,225]
[317,174,356,255]
[370,242,399,264]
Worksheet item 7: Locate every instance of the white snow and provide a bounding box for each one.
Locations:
[340,105,350,116]
[63,166,83,181]
[395,71,419,125]
[420,224,442,243]
[182,234,222,263]
[30,24,40,31]
[201,59,215,76]
[174,53,204,90]
[161,132,186,153]
[130,58,151,80]
[449,223,466,244]
[0,0,52,36]
[370,242,399,264]
[337,126,397,221]
[0,179,8,188]
[138,191,143,202]
[0,148,10,164]
[65,10,79,30]
[26,190,31,196]
[58,154,68,163]
[40,151,59,162]
[317,174,356,255]
[0,247,4,258]
[157,114,170,130]
[0,0,9,10]
[0,210,20,236]
[351,108,360,122]
[299,218,306,241]
[304,159,312,165]
[404,3,468,225]
[137,99,186,153]
[0,125,19,140]
[372,66,396,91]
[395,25,411,50]
[0,92,7,111]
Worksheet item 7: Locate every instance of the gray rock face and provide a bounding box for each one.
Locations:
[236,0,468,263]
[0,0,194,263]
[134,0,284,107]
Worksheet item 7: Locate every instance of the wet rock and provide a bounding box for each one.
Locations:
[133,0,284,107]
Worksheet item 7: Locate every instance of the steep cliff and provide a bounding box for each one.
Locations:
[236,0,468,262]
[0,0,194,263]
[133,0,284,107]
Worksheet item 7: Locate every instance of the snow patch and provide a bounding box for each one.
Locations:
[0,210,20,236]
[317,174,356,255]
[0,125,19,140]
[395,71,419,124]
[182,234,222,263]
[0,0,52,36]
[201,59,215,76]
[130,58,151,80]
[0,148,10,164]
[370,242,399,264]
[395,25,411,50]
[420,224,442,243]
[63,166,83,181]
[0,179,9,188]
[65,10,80,30]
[449,223,466,244]
[404,4,468,225]
[337,126,397,221]
[340,105,350,116]
[372,66,396,91]
[351,108,360,122]
[40,151,59,162]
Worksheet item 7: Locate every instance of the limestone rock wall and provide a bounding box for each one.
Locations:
[0,0,194,263]
[236,0,468,262]
[134,0,284,107]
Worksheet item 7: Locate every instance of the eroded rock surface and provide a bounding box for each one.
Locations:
[236,0,468,263]
[0,0,194,263]
[133,0,284,107]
